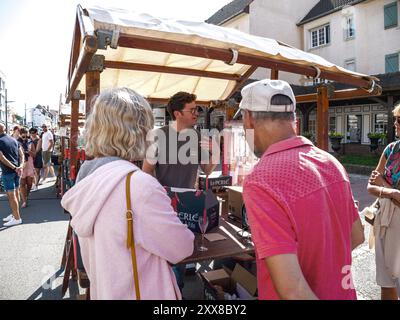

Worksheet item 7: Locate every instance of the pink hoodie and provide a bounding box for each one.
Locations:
[61,160,194,300]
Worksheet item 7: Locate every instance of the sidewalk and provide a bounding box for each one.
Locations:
[0,179,71,300]
[0,174,380,300]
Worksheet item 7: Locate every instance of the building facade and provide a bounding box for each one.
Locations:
[207,0,400,152]
[27,105,56,129]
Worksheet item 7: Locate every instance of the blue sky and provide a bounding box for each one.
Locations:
[0,0,231,115]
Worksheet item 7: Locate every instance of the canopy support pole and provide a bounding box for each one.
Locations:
[70,91,81,180]
[85,55,103,115]
[317,85,329,151]
[271,69,279,80]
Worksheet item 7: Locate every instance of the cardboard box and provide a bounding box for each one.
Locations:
[165,187,219,233]
[227,186,244,220]
[200,264,257,300]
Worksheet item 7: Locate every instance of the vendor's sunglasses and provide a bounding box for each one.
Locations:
[394,117,400,125]
[181,106,201,115]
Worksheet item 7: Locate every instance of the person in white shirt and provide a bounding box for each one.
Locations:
[41,124,55,183]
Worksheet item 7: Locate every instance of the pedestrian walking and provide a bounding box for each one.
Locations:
[41,124,55,183]
[367,101,400,300]
[0,123,25,227]
[29,127,43,189]
[61,87,194,299]
[17,128,35,207]
[237,79,365,300]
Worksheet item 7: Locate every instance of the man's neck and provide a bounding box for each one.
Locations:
[256,123,296,155]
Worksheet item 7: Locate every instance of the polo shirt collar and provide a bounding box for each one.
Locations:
[264,136,313,157]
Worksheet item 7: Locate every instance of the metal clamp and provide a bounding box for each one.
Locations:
[96,29,120,50]
[311,65,321,79]
[367,80,376,94]
[226,48,239,65]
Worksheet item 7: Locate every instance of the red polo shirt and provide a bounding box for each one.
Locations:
[243,136,358,300]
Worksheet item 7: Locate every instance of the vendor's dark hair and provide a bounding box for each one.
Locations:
[29,127,38,134]
[167,91,197,120]
[20,127,28,134]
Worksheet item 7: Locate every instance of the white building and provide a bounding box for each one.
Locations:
[207,0,400,153]
[27,105,57,129]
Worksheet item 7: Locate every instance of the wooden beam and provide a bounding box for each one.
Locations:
[316,86,329,151]
[85,70,100,115]
[69,98,80,178]
[117,33,375,88]
[103,60,241,81]
[66,37,97,103]
[271,69,279,80]
[67,17,82,94]
[296,88,382,104]
[227,66,258,100]
[147,97,210,106]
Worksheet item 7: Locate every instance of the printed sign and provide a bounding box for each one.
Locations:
[165,187,219,233]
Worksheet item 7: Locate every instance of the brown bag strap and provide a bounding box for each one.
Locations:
[126,170,140,300]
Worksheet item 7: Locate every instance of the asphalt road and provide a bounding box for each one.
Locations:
[0,174,381,300]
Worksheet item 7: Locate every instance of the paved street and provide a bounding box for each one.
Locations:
[0,174,381,300]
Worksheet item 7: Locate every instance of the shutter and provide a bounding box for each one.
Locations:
[384,2,398,28]
[385,54,399,73]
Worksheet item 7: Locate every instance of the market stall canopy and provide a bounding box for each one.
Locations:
[66,4,380,105]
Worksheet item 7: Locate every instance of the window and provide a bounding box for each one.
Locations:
[374,113,388,134]
[347,115,362,143]
[345,59,356,72]
[329,116,336,133]
[384,1,398,29]
[385,53,399,73]
[345,16,355,39]
[310,24,330,48]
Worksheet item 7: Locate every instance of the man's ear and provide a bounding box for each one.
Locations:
[173,110,181,120]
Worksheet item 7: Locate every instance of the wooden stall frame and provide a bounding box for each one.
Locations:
[65,5,382,151]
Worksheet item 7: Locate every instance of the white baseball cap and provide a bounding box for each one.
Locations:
[233,79,296,119]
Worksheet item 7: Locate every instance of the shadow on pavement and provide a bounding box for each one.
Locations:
[0,181,69,232]
[27,268,80,300]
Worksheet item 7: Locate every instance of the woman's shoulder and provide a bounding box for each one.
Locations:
[385,141,400,154]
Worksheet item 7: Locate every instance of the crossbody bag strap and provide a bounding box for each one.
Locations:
[126,170,140,300]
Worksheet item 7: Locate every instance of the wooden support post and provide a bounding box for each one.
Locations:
[317,86,329,151]
[70,95,80,180]
[85,55,103,115]
[387,96,395,143]
[85,71,100,115]
[271,69,279,80]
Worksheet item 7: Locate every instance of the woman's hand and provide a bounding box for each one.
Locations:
[369,170,386,186]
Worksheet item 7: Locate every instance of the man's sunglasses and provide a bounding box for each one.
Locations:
[180,107,202,115]
[395,117,400,125]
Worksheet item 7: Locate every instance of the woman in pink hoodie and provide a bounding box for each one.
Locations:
[61,88,194,300]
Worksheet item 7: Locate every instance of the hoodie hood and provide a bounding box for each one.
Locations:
[61,160,138,238]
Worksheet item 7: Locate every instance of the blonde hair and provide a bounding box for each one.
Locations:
[84,87,154,160]
[393,102,400,117]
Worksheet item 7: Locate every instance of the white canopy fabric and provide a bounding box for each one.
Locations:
[75,6,376,102]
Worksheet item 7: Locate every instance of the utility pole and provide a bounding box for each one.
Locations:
[5,88,8,132]
[4,89,15,133]
[24,103,27,126]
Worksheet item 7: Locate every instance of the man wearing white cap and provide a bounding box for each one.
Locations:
[238,79,365,300]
